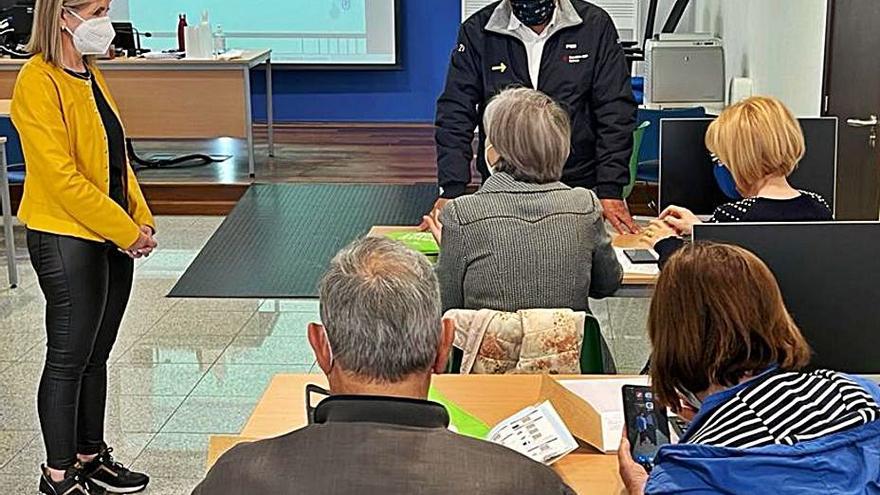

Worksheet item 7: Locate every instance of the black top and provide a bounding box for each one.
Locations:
[656,191,833,265]
[65,66,127,209]
[436,0,636,199]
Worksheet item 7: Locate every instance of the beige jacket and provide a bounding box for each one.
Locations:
[446,309,585,374]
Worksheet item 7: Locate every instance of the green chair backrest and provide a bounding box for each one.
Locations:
[446,312,606,374]
[580,313,605,374]
[624,121,651,199]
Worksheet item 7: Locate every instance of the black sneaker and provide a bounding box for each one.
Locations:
[81,446,149,494]
[39,465,106,495]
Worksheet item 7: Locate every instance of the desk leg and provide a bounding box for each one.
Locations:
[0,145,17,289]
[266,58,274,157]
[244,67,256,178]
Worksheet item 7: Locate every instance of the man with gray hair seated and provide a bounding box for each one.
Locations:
[192,237,575,495]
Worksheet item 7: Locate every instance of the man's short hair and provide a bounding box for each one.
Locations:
[318,236,442,382]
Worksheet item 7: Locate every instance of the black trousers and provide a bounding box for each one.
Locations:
[27,229,134,470]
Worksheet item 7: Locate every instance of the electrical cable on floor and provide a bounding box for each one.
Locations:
[126,138,230,172]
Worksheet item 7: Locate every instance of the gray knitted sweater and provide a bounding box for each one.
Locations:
[436,172,623,312]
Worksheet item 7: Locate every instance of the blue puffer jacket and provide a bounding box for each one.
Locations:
[646,375,880,494]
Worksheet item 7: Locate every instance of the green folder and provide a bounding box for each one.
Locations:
[384,231,440,256]
[429,387,491,439]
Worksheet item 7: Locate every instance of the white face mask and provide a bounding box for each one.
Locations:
[64,8,115,56]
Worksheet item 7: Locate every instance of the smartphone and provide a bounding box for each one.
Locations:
[622,385,671,472]
[624,249,659,264]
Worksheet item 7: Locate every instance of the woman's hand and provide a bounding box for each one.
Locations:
[658,205,702,236]
[419,198,449,231]
[125,227,157,259]
[640,219,678,248]
[422,214,443,245]
[618,436,650,495]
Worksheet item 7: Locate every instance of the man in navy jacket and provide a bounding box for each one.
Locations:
[432,0,638,233]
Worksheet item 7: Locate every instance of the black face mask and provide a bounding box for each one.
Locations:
[510,0,556,27]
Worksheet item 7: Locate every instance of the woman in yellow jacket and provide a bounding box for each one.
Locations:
[12,0,155,493]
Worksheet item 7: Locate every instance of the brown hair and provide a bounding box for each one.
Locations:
[483,87,571,184]
[705,96,805,196]
[27,0,99,67]
[648,242,811,412]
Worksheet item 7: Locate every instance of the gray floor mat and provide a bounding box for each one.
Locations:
[169,183,436,298]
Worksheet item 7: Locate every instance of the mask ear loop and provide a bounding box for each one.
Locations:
[324,327,336,375]
[485,143,501,168]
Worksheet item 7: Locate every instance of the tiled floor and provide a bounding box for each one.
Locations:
[0,216,651,494]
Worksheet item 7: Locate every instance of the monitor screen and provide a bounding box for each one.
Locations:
[659,117,838,216]
[110,0,399,66]
[693,222,880,374]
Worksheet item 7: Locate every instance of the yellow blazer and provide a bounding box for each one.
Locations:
[11,55,154,249]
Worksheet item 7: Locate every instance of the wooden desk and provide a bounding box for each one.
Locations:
[368,226,659,296]
[0,50,274,177]
[208,374,625,495]
[612,233,659,297]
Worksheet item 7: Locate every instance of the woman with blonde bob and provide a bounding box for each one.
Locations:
[424,87,622,315]
[13,0,154,492]
[619,243,880,494]
[642,96,832,262]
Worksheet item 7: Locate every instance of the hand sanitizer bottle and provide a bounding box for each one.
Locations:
[214,25,227,55]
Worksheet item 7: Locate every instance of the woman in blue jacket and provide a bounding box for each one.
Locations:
[619,243,880,495]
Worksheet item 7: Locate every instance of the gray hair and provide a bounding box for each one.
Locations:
[483,87,571,183]
[318,236,442,382]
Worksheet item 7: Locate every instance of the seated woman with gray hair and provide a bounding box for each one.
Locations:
[424,87,622,316]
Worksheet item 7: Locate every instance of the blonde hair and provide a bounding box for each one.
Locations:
[27,0,96,66]
[705,96,805,195]
[483,87,571,184]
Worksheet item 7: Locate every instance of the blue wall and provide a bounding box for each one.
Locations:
[251,0,461,123]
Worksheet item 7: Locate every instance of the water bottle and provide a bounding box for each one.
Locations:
[177,13,187,52]
[214,25,227,55]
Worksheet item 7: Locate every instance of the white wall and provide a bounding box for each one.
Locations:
[639,0,696,40]
[694,0,828,116]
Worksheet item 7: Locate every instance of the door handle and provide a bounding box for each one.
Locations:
[846,115,878,128]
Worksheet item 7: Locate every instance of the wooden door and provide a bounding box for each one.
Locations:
[823,0,880,220]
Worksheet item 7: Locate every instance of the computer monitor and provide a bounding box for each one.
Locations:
[112,22,136,56]
[659,117,838,216]
[693,221,880,374]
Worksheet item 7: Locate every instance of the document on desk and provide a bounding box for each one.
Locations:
[559,377,650,452]
[614,248,660,276]
[488,401,578,465]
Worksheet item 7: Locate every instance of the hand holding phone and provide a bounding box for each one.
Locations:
[622,385,671,472]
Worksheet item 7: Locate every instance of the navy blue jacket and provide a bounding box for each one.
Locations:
[435,0,636,199]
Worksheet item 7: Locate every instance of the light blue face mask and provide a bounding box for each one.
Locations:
[678,387,703,411]
[712,154,743,200]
